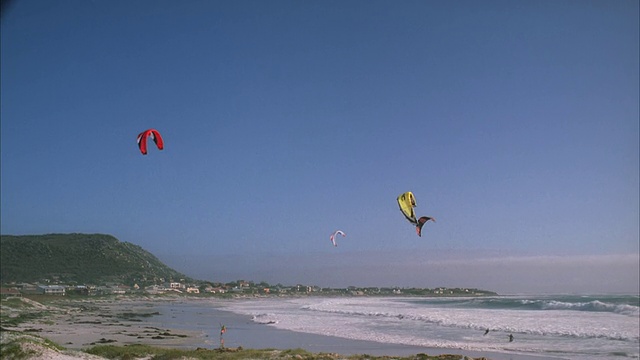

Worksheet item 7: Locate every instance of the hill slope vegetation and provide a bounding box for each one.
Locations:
[0,233,190,285]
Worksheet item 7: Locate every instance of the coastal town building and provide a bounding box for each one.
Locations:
[37,285,66,295]
[0,287,22,298]
[204,287,226,294]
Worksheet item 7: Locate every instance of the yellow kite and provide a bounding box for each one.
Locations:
[397,191,435,237]
[397,192,418,224]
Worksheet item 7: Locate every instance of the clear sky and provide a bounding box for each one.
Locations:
[2,0,638,294]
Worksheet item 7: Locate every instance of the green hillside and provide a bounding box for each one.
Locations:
[0,233,191,286]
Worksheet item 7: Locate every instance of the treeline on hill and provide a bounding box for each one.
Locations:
[0,233,191,286]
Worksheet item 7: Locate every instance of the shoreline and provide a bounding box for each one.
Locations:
[2,296,564,360]
[201,307,560,360]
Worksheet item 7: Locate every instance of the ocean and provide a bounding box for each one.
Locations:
[217,294,639,360]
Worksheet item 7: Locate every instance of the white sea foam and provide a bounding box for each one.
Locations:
[221,296,640,360]
[250,313,279,324]
[539,300,640,316]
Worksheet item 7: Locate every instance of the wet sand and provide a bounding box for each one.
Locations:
[4,296,202,349]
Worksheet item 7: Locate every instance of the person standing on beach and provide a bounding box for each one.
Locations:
[219,324,226,349]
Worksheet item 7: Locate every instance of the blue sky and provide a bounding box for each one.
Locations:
[2,0,638,294]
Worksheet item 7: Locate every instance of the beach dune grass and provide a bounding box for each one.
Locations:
[0,330,66,359]
[0,341,36,360]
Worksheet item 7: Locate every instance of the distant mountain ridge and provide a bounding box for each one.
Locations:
[0,233,191,286]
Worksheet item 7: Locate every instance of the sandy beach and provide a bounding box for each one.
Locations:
[1,296,562,360]
[3,296,204,349]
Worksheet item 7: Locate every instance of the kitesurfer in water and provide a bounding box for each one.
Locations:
[508,334,514,342]
[484,328,490,335]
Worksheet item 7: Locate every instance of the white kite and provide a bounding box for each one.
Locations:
[329,230,346,247]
